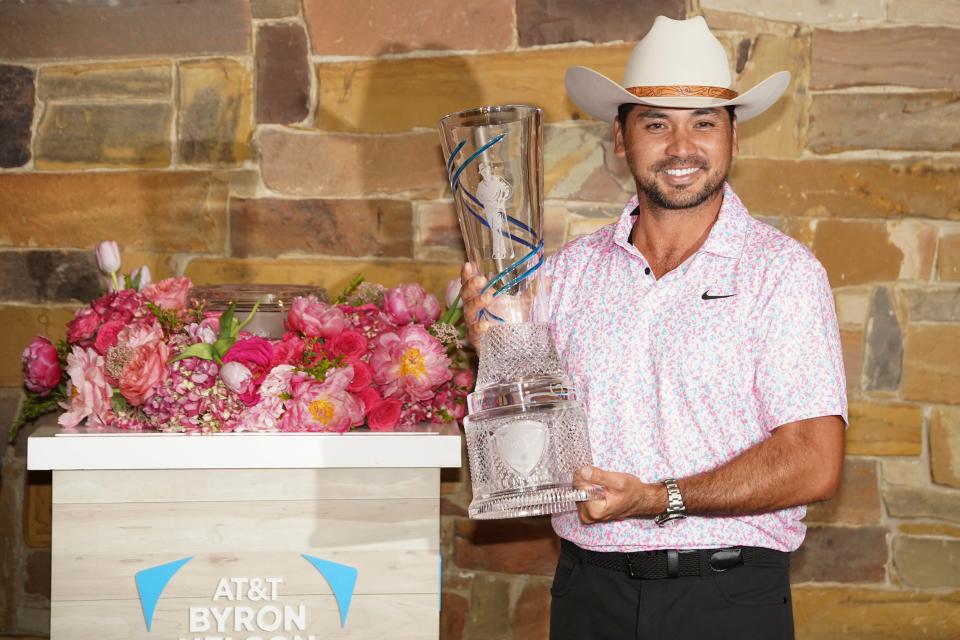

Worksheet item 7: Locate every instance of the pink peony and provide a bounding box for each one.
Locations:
[22,336,62,395]
[383,284,442,325]
[279,369,363,433]
[453,368,474,390]
[58,347,113,428]
[142,276,191,311]
[368,397,402,431]
[119,342,169,406]
[346,358,373,392]
[369,324,453,400]
[93,320,126,356]
[327,330,368,359]
[67,307,100,347]
[286,296,348,339]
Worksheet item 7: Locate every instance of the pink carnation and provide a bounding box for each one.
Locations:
[341,303,398,338]
[59,347,112,428]
[286,296,348,339]
[93,320,126,356]
[22,336,62,395]
[383,284,441,325]
[280,369,363,433]
[142,276,192,311]
[92,289,144,324]
[369,324,452,401]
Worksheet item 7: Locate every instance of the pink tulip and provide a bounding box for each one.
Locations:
[445,278,463,308]
[95,241,121,275]
[220,361,254,394]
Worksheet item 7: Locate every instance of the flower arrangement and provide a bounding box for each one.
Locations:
[12,243,471,441]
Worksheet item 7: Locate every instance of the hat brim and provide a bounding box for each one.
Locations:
[565,66,790,123]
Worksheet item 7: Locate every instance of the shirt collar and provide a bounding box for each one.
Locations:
[613,183,748,261]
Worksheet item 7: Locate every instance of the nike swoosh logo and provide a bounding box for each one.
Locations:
[702,291,736,300]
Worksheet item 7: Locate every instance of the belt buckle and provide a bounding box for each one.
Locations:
[709,548,744,573]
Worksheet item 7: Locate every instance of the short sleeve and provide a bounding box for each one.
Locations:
[755,254,848,430]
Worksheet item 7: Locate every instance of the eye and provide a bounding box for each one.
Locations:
[695,120,716,128]
[646,122,666,131]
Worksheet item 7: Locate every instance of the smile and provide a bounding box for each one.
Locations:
[664,167,700,176]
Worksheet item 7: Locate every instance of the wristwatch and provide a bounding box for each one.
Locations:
[654,478,687,526]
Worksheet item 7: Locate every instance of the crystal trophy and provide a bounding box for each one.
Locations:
[438,105,601,519]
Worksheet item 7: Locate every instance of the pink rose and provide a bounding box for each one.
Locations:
[223,337,274,405]
[67,307,100,347]
[328,330,368,358]
[119,342,169,406]
[346,358,373,392]
[58,347,113,428]
[117,321,164,350]
[271,333,306,367]
[383,284,442,325]
[22,336,62,395]
[368,398,402,431]
[142,276,192,311]
[370,324,453,400]
[356,387,381,416]
[93,320,126,356]
[286,296,348,339]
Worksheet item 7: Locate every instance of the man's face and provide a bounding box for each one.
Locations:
[614,106,738,211]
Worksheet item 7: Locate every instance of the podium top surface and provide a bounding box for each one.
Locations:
[27,422,463,470]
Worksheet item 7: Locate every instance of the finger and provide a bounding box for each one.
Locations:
[460,262,475,286]
[462,275,489,301]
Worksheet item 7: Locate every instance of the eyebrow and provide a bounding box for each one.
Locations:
[637,108,723,119]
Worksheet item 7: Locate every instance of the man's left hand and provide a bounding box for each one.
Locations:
[574,466,667,524]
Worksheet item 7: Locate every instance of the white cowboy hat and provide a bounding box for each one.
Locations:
[565,16,790,123]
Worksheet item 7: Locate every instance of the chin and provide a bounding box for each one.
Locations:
[642,174,726,211]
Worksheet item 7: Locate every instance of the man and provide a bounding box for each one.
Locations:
[461,16,847,640]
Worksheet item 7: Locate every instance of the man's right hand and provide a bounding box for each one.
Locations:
[460,262,494,352]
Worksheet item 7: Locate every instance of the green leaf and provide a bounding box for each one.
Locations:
[172,342,216,363]
[218,303,237,339]
[111,390,130,414]
[9,390,63,444]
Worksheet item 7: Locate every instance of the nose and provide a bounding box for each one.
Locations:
[664,127,696,158]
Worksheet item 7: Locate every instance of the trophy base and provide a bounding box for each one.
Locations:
[468,483,603,520]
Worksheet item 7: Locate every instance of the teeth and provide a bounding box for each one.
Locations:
[665,167,699,176]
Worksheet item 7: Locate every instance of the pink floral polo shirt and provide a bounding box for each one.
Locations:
[544,183,847,552]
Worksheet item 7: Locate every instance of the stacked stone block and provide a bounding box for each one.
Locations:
[0,0,958,638]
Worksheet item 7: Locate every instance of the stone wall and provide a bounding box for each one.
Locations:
[1,0,959,638]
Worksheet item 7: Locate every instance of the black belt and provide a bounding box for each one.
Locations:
[561,538,788,580]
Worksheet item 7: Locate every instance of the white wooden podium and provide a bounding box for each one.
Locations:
[27,424,461,640]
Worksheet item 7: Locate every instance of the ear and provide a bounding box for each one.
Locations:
[614,117,626,158]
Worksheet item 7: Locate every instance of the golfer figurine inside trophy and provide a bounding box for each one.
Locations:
[438,104,601,519]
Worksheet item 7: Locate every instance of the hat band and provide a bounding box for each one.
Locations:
[626,85,738,100]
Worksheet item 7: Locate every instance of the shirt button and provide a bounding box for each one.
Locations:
[644,267,651,275]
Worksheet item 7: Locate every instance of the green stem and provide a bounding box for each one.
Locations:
[110,271,120,291]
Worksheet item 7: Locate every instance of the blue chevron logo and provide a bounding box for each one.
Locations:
[135,556,193,631]
[301,555,358,628]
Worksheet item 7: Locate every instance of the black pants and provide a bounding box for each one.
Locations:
[550,541,794,640]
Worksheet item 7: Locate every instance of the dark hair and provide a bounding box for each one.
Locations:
[616,103,737,127]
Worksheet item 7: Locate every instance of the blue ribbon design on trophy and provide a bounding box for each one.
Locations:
[446,134,544,323]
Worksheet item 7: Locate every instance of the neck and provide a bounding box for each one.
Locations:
[630,188,724,279]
